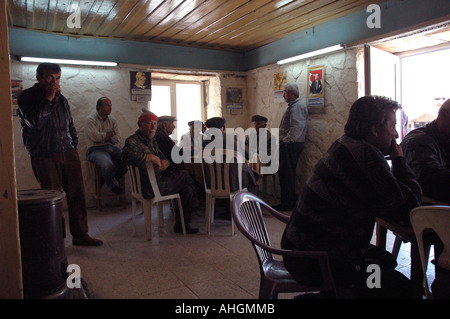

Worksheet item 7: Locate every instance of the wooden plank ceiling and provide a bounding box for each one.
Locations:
[7,0,383,52]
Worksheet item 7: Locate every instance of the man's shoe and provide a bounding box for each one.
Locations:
[73,234,103,246]
[173,223,199,234]
[272,204,294,211]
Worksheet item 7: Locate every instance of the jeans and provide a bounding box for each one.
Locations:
[86,144,127,191]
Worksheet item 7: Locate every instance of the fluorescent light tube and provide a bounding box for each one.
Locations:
[277,45,343,64]
[20,57,117,67]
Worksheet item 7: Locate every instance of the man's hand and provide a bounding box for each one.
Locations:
[160,159,170,171]
[105,131,115,143]
[389,138,403,158]
[45,85,60,103]
[146,155,169,173]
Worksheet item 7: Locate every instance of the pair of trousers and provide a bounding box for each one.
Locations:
[277,142,304,208]
[282,238,419,299]
[86,145,127,190]
[31,149,88,238]
[142,168,197,225]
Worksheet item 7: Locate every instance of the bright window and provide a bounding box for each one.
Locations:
[149,80,204,142]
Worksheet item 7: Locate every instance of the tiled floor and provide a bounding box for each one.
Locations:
[63,195,436,299]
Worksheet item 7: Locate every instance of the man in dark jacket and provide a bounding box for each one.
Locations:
[402,99,450,203]
[154,115,183,170]
[18,63,102,246]
[401,99,450,298]
[281,96,422,298]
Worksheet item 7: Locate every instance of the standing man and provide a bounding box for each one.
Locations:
[18,63,102,246]
[85,97,127,194]
[273,83,308,211]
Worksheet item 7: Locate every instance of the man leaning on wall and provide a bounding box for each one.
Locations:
[17,62,103,246]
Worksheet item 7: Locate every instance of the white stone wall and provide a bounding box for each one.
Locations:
[10,61,227,207]
[246,47,364,192]
[11,47,364,207]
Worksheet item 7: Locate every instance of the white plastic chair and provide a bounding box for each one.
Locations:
[127,162,186,240]
[410,205,450,299]
[247,152,278,199]
[201,149,246,235]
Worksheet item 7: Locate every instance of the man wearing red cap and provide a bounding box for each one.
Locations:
[121,109,199,234]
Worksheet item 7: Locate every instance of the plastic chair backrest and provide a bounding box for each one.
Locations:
[128,165,143,200]
[145,162,162,199]
[232,191,338,298]
[410,205,450,298]
[127,163,162,199]
[238,198,272,264]
[232,191,285,265]
[202,148,244,198]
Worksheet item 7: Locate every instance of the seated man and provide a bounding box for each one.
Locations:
[281,96,422,299]
[178,120,205,157]
[401,99,450,203]
[203,117,258,194]
[154,115,183,170]
[85,97,127,194]
[244,114,275,174]
[402,99,450,298]
[121,109,199,234]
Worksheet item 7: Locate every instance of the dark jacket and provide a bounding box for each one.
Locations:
[282,135,422,285]
[401,121,450,202]
[18,83,78,158]
[154,127,183,170]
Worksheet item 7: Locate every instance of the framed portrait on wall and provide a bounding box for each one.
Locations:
[130,71,151,101]
[274,72,287,102]
[226,88,243,115]
[307,65,324,108]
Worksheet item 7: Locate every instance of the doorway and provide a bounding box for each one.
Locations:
[400,48,450,134]
[367,23,450,141]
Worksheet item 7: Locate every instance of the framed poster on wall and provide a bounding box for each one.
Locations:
[274,72,287,102]
[226,88,243,115]
[307,65,324,108]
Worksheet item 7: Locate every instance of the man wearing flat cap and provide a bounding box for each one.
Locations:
[154,115,182,170]
[245,114,273,160]
[203,117,258,194]
[121,109,199,234]
[178,120,205,157]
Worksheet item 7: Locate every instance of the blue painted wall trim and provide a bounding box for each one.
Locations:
[9,28,246,72]
[8,0,450,72]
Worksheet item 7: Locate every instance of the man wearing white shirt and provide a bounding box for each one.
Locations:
[85,97,127,194]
